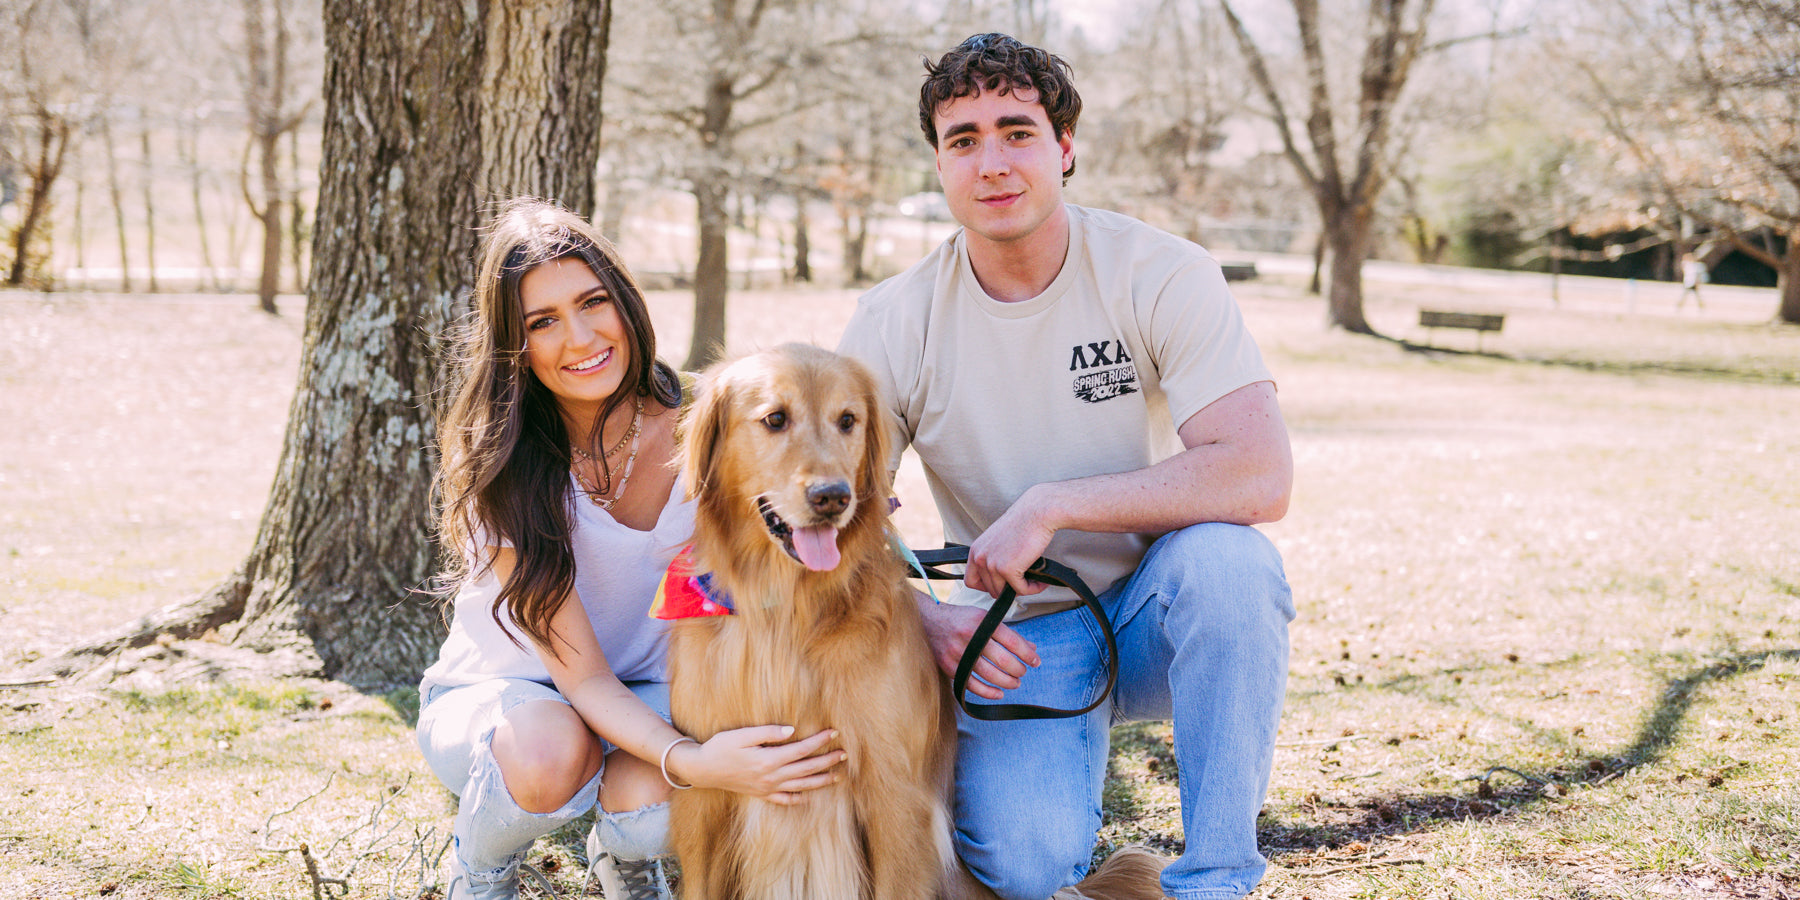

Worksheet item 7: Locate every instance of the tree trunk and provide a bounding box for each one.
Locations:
[102,116,131,292]
[180,120,220,291]
[478,0,609,215]
[289,129,307,294]
[140,126,159,293]
[74,141,86,274]
[256,129,283,313]
[245,0,284,314]
[5,107,69,287]
[1779,231,1800,325]
[689,173,731,369]
[1322,201,1376,334]
[1308,232,1324,296]
[793,192,812,282]
[685,75,736,370]
[220,0,495,685]
[50,0,611,688]
[842,204,869,285]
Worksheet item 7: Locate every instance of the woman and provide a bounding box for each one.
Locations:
[417,199,843,900]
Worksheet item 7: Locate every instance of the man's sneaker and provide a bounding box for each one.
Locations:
[584,836,671,900]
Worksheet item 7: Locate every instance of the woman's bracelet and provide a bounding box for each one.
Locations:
[660,736,698,790]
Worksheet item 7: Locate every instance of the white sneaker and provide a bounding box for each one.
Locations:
[444,870,517,900]
[584,827,671,900]
[445,861,555,900]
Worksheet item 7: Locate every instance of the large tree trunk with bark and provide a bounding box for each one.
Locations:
[212,0,492,685]
[47,0,611,689]
[478,0,609,217]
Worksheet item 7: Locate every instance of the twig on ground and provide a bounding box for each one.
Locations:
[260,773,337,849]
[1278,734,1369,747]
[1461,765,1548,786]
[386,825,449,900]
[321,775,415,885]
[299,842,349,900]
[0,677,56,689]
[1299,856,1431,876]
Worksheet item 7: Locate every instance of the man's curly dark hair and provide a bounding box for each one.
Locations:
[919,33,1082,181]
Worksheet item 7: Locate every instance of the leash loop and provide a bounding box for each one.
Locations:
[908,544,1119,721]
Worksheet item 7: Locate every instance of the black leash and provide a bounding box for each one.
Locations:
[907,544,1118,721]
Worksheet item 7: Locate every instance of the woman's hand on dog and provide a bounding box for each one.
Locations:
[668,725,846,805]
[915,595,1041,701]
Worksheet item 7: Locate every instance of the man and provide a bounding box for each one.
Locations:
[837,33,1294,900]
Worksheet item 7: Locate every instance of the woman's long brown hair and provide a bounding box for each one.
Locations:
[434,198,681,657]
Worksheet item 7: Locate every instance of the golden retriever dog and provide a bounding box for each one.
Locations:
[668,343,1167,900]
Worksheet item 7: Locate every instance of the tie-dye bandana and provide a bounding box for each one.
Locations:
[649,544,735,620]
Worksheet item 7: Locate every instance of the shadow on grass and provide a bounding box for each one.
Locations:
[1253,648,1800,859]
[1389,336,1800,385]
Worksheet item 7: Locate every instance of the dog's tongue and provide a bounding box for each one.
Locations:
[792,525,841,572]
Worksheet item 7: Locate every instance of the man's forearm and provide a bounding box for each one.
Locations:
[1025,381,1292,536]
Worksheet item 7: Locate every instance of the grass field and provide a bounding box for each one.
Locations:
[1,268,1796,899]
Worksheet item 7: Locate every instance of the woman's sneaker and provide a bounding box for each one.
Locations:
[445,861,554,900]
[584,829,671,900]
[444,870,517,900]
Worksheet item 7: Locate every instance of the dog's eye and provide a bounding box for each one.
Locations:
[762,410,787,431]
[837,412,856,433]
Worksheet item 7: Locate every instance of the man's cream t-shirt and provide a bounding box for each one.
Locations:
[838,204,1273,618]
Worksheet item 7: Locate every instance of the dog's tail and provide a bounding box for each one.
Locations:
[1050,845,1170,900]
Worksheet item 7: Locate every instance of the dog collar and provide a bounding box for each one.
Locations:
[650,544,735,620]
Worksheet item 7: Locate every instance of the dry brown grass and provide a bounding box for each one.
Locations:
[1,269,1796,899]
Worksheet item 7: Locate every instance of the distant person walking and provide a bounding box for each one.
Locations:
[1679,250,1707,311]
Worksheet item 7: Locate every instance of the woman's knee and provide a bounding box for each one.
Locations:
[490,702,603,814]
[597,749,670,813]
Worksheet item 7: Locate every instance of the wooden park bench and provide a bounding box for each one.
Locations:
[1418,308,1505,351]
[1220,262,1258,282]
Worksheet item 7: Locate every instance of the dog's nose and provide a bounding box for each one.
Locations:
[807,481,852,517]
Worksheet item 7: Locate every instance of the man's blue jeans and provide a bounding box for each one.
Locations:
[951,522,1293,900]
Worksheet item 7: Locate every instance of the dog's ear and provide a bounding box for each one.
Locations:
[849,359,893,501]
[679,368,731,499]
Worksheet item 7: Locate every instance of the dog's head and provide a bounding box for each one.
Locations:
[681,344,892,573]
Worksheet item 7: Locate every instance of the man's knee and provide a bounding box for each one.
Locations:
[959,822,1092,900]
[1148,522,1292,622]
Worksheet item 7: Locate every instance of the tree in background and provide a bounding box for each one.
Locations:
[1,0,97,287]
[1219,0,1439,334]
[240,0,309,314]
[52,0,611,687]
[1567,0,1800,323]
[1087,0,1245,245]
[614,0,803,369]
[610,0,900,369]
[1,1,76,287]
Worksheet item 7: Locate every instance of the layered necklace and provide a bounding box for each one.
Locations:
[574,396,644,511]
